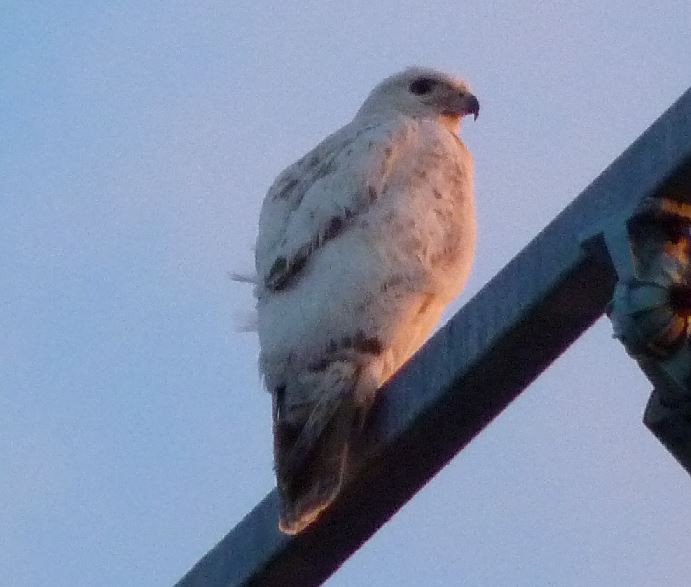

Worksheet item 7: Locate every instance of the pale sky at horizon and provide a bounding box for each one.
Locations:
[3,2,691,586]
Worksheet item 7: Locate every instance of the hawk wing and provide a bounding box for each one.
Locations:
[255,118,407,293]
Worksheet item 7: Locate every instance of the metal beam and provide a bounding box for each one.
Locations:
[175,87,691,587]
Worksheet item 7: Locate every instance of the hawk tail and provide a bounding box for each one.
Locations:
[273,360,364,534]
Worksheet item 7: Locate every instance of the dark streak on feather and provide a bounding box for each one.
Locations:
[353,331,383,354]
[266,209,355,291]
[266,247,309,290]
[273,178,299,201]
[325,216,344,240]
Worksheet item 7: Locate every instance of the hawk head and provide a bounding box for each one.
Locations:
[357,66,479,126]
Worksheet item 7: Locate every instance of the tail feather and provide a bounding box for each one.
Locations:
[281,379,353,477]
[273,361,360,534]
[277,408,352,534]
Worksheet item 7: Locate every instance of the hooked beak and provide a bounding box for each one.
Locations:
[461,93,480,120]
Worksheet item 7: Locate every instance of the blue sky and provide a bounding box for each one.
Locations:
[3,2,691,585]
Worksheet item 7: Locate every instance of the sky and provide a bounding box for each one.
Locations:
[2,1,691,586]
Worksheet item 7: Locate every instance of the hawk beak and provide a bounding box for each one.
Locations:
[461,93,480,120]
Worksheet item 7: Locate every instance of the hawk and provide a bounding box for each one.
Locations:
[254,67,479,534]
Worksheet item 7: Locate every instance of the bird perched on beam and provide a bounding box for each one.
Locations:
[253,66,480,534]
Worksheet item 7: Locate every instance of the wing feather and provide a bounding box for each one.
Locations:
[255,120,408,292]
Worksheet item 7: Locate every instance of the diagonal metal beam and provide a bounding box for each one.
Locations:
[176,87,691,587]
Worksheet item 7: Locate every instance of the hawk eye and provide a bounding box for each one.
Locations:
[409,78,436,95]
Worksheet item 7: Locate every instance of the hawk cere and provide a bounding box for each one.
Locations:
[253,67,480,533]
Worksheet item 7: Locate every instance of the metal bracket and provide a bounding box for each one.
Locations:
[583,197,691,474]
